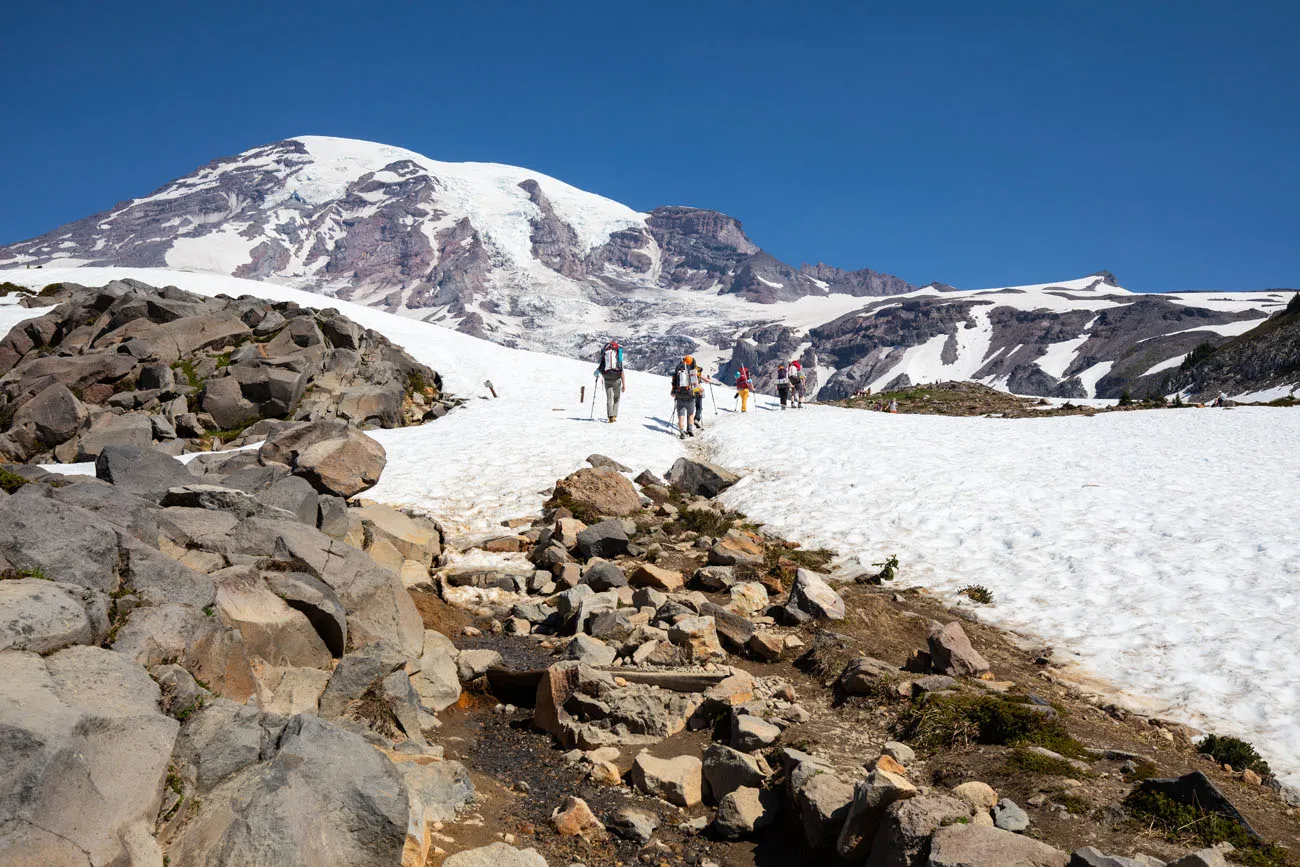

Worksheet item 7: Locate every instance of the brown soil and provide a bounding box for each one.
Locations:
[832,380,1207,417]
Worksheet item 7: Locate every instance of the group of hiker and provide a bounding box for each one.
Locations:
[595,340,811,437]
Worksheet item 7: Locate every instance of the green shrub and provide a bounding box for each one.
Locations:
[787,546,835,571]
[544,489,601,525]
[0,466,30,494]
[1197,734,1271,776]
[899,693,1087,757]
[1002,747,1087,778]
[858,554,899,585]
[1118,389,1134,407]
[664,507,737,538]
[959,584,994,604]
[1124,788,1288,866]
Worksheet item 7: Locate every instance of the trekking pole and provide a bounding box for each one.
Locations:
[588,374,598,420]
[709,382,717,414]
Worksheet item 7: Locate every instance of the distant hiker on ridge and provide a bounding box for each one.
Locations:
[596,339,626,423]
[671,354,701,439]
[776,362,791,410]
[734,364,753,412]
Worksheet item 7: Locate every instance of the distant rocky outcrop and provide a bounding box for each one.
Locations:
[0,278,452,463]
[1167,293,1300,400]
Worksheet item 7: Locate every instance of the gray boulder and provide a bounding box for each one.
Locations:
[665,457,741,497]
[1069,848,1165,867]
[111,603,258,702]
[574,519,630,560]
[581,560,627,591]
[702,743,773,802]
[786,568,846,620]
[77,411,154,459]
[609,807,659,844]
[793,766,855,848]
[994,797,1031,832]
[11,381,87,445]
[0,647,179,867]
[563,634,617,666]
[166,714,410,867]
[95,444,199,498]
[173,698,287,793]
[929,620,991,677]
[835,768,918,860]
[161,483,296,519]
[443,843,549,867]
[456,648,504,682]
[0,488,121,592]
[714,786,779,839]
[0,579,103,653]
[929,824,1069,867]
[256,474,321,524]
[259,420,387,498]
[868,793,974,866]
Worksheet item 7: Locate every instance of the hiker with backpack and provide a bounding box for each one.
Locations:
[776,363,791,410]
[671,354,701,439]
[691,358,716,429]
[788,360,805,408]
[596,339,626,423]
[733,364,753,412]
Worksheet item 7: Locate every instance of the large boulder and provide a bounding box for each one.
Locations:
[702,743,773,802]
[713,786,779,839]
[111,603,258,701]
[707,529,766,568]
[166,714,411,867]
[0,579,105,653]
[95,444,199,498]
[352,503,442,567]
[928,824,1069,867]
[259,420,387,498]
[665,457,741,497]
[574,519,630,560]
[793,766,855,848]
[214,568,335,669]
[553,467,641,517]
[630,752,703,807]
[929,620,991,677]
[0,487,121,592]
[867,793,974,866]
[835,768,918,861]
[786,568,846,620]
[77,412,155,459]
[0,647,179,867]
[443,843,549,867]
[11,381,87,445]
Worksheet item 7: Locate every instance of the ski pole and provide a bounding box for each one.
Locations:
[709,382,717,414]
[589,374,598,420]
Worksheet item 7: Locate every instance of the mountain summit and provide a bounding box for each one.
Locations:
[2,136,1294,399]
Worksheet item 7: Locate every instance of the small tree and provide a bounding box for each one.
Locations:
[1118,389,1134,407]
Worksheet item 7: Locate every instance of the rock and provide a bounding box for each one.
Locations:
[929,620,991,676]
[318,494,349,537]
[259,420,387,498]
[840,656,898,694]
[317,643,407,719]
[262,569,348,657]
[632,586,668,610]
[78,411,154,458]
[12,381,87,445]
[1131,772,1260,843]
[630,752,703,807]
[582,560,627,591]
[264,666,332,716]
[554,466,641,517]
[161,483,296,519]
[665,457,741,497]
[94,444,198,497]
[354,503,443,567]
[215,569,334,669]
[714,786,779,839]
[589,760,621,785]
[588,610,635,643]
[173,698,286,793]
[587,453,632,472]
[786,568,846,620]
[793,767,855,848]
[691,565,735,591]
[396,756,476,864]
[836,768,919,860]
[414,632,461,711]
[456,648,504,683]
[609,807,659,844]
[254,475,320,525]
[0,647,179,867]
[868,794,973,866]
[563,634,617,666]
[1068,849,1165,867]
[552,795,605,839]
[911,674,958,695]
[707,529,766,568]
[703,743,774,801]
[0,579,101,652]
[203,374,262,429]
[442,843,549,867]
[629,562,684,592]
[1167,847,1232,867]
[574,519,630,560]
[748,631,785,661]
[994,797,1031,832]
[111,603,257,700]
[667,615,725,661]
[0,489,121,592]
[729,581,769,615]
[882,741,915,765]
[952,780,999,812]
[731,713,782,751]
[167,714,411,867]
[929,824,1068,866]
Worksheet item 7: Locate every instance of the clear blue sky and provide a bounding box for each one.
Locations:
[2,1,1297,292]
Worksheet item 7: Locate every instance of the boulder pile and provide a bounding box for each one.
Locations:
[0,278,453,463]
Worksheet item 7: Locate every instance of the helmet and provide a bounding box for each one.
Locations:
[683,355,694,365]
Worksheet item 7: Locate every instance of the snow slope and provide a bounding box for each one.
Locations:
[5,266,1300,787]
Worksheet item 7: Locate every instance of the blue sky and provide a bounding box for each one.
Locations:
[2,1,1296,292]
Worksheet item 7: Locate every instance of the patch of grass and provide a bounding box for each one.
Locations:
[173,697,205,722]
[207,421,255,444]
[0,466,30,494]
[171,359,202,389]
[959,584,994,604]
[0,281,34,297]
[1198,734,1271,776]
[1052,791,1092,815]
[1124,788,1288,866]
[1123,758,1160,782]
[664,506,737,538]
[214,351,232,369]
[1003,747,1088,778]
[899,693,1088,758]
[38,283,64,297]
[543,489,601,525]
[787,546,835,571]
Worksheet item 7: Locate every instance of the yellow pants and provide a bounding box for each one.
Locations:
[739,389,749,412]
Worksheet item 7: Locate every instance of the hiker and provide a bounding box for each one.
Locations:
[888,398,898,413]
[595,339,626,422]
[788,360,805,408]
[776,363,791,410]
[691,358,714,428]
[733,364,752,412]
[671,354,701,439]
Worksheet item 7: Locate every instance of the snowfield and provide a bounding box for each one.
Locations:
[4,266,1300,787]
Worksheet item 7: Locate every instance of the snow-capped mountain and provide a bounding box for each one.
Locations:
[2,136,1294,399]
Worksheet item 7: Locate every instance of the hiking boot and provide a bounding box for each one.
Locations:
[609,416,617,422]
[678,431,687,440]
[696,421,704,429]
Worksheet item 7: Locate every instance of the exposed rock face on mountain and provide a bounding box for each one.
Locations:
[1,136,1294,398]
[1168,294,1300,400]
[0,278,449,463]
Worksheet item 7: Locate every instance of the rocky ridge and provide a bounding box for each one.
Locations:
[0,278,454,463]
